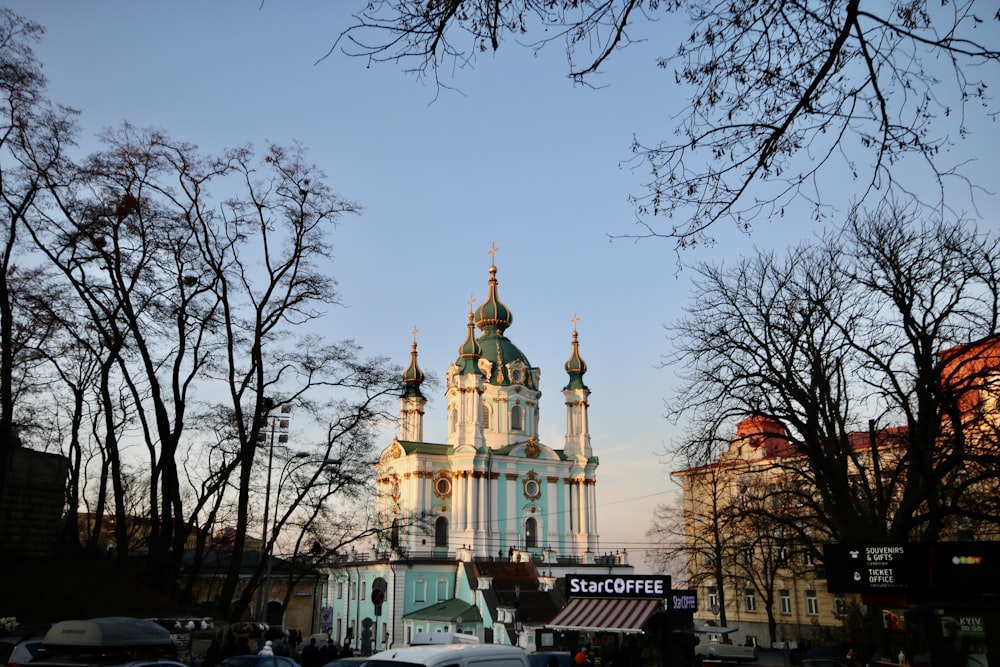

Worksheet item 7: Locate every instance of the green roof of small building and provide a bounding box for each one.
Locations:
[402,598,482,622]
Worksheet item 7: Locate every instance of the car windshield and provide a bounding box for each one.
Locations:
[219,657,264,667]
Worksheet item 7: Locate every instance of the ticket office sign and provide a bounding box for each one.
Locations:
[824,543,924,593]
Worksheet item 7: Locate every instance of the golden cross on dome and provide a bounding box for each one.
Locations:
[468,293,476,313]
[488,242,499,264]
[411,326,418,343]
[572,313,580,332]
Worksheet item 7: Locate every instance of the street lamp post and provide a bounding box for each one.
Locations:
[257,403,292,621]
[261,453,343,624]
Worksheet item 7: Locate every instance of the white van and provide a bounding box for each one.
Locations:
[410,632,479,646]
[363,644,529,667]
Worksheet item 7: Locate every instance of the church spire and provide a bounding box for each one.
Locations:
[474,242,513,334]
[563,315,592,459]
[399,327,427,442]
[564,314,588,391]
[402,326,425,398]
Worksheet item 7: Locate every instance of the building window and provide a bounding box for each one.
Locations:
[391,518,400,549]
[511,404,524,431]
[707,586,718,611]
[779,590,791,615]
[337,581,344,600]
[806,590,819,615]
[435,516,449,547]
[742,542,754,566]
[525,517,538,548]
[449,407,457,433]
[744,588,756,613]
[834,597,846,617]
[361,578,367,601]
[350,577,356,600]
[802,548,815,566]
[436,578,448,602]
[483,404,491,429]
[415,578,426,603]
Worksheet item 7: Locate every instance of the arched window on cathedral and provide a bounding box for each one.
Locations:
[449,407,458,433]
[525,516,538,548]
[511,404,524,431]
[435,516,449,547]
[483,403,491,430]
[391,518,400,549]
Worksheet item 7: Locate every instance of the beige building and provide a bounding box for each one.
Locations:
[672,415,870,648]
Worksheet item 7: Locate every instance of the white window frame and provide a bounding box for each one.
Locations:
[779,589,792,615]
[744,588,756,613]
[806,589,819,616]
[415,577,427,603]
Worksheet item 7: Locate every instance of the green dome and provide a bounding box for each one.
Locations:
[470,262,536,388]
[401,338,425,398]
[455,312,483,375]
[563,327,588,391]
[475,264,513,334]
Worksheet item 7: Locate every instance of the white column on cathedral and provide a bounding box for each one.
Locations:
[477,472,487,540]
[585,480,593,537]
[585,480,594,536]
[505,474,517,545]
[467,472,478,531]
[577,480,586,535]
[545,478,556,544]
[454,472,463,531]
[562,479,576,533]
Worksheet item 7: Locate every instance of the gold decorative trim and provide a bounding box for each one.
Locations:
[523,470,542,501]
[433,470,453,499]
[525,436,540,458]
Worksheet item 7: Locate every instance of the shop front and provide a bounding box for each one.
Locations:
[537,574,697,667]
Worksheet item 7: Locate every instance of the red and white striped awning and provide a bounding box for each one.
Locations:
[546,598,663,633]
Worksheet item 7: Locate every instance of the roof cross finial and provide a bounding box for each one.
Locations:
[468,293,476,313]
[411,325,419,343]
[572,313,580,333]
[488,242,499,265]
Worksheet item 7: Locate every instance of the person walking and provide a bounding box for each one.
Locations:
[300,638,320,667]
[258,641,274,657]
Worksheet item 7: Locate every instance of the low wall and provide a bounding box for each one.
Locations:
[0,447,69,558]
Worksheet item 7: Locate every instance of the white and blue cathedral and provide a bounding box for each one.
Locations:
[321,257,633,653]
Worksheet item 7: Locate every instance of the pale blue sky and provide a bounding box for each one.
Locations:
[9,2,998,572]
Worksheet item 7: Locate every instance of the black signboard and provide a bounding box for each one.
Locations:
[824,541,1000,596]
[565,574,672,598]
[929,541,1000,593]
[824,543,928,593]
[669,589,698,612]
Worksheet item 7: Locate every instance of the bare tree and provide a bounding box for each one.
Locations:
[332,1,999,245]
[653,455,735,628]
[669,205,1000,544]
[0,9,77,498]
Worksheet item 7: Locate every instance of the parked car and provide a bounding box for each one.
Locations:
[322,658,369,667]
[409,632,478,646]
[30,617,185,667]
[218,656,299,667]
[362,645,529,667]
[527,651,573,667]
[0,630,46,667]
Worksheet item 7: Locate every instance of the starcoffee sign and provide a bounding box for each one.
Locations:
[566,574,672,598]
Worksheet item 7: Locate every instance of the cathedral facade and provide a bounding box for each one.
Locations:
[321,256,630,654]
[378,259,599,562]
